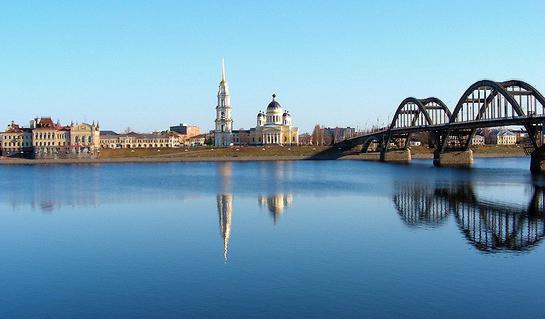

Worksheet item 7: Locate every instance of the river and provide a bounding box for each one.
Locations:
[0,158,543,318]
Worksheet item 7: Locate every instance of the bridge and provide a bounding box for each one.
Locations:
[337,80,545,172]
[393,182,545,252]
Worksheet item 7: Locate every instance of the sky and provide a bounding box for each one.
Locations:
[1,0,544,133]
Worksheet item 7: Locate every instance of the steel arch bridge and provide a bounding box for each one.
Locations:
[393,183,545,252]
[338,79,545,170]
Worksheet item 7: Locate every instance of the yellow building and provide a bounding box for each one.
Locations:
[1,117,101,159]
[0,121,33,157]
[252,94,299,145]
[70,122,100,149]
[100,132,178,149]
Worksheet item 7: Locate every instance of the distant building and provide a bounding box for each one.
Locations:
[510,129,529,143]
[472,134,485,146]
[170,123,200,137]
[323,127,357,144]
[1,117,100,159]
[492,130,517,145]
[100,131,178,149]
[298,133,312,145]
[188,134,206,146]
[0,121,33,157]
[232,129,252,146]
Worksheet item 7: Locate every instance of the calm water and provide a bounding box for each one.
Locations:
[0,158,544,318]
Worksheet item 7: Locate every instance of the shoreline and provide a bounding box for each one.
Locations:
[0,152,527,165]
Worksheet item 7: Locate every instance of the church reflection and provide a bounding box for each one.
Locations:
[393,182,545,252]
[258,194,293,223]
[215,162,294,262]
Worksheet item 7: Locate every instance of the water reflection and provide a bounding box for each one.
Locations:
[2,161,545,260]
[258,194,293,223]
[217,163,233,262]
[216,163,294,262]
[394,182,545,252]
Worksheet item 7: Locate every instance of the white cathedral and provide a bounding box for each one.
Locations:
[214,60,299,147]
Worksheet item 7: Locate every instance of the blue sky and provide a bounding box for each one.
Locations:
[1,0,544,133]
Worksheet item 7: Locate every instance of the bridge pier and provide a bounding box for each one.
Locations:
[433,150,473,167]
[381,149,411,162]
[530,147,545,174]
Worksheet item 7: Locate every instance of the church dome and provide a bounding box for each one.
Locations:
[257,111,265,118]
[282,111,290,117]
[266,94,283,114]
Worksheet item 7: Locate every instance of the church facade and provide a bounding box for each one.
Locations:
[213,61,298,146]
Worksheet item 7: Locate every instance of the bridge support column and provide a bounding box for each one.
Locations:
[381,149,411,162]
[530,147,545,174]
[433,150,473,167]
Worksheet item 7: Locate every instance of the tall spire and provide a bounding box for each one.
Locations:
[221,58,226,82]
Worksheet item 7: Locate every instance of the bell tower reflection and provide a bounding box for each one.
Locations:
[217,162,233,262]
[393,182,545,252]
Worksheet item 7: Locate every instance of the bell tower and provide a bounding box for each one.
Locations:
[215,59,233,146]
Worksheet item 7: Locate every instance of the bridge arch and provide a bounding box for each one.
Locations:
[500,80,545,117]
[449,80,525,124]
[420,97,451,125]
[386,97,451,150]
[440,80,528,151]
[389,97,433,130]
[360,135,382,153]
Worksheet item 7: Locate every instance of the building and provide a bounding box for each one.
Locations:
[99,131,178,149]
[0,121,33,157]
[188,134,207,146]
[1,117,100,159]
[472,134,485,146]
[70,122,100,149]
[31,118,100,159]
[214,59,233,146]
[232,129,252,146]
[211,60,298,146]
[170,123,200,137]
[492,129,517,145]
[298,133,312,145]
[510,129,529,144]
[169,124,201,146]
[249,95,299,145]
[324,127,357,144]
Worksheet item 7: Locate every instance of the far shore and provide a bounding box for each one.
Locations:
[0,145,528,165]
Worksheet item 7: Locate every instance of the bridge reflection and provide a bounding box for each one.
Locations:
[394,182,545,252]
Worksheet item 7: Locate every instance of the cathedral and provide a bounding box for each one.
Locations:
[214,61,299,146]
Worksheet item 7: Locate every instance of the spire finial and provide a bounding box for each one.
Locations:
[221,58,226,82]
[272,93,276,100]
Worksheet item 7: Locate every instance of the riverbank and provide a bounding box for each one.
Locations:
[0,145,527,165]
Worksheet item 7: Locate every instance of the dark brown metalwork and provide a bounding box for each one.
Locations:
[339,79,545,157]
[393,183,545,252]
